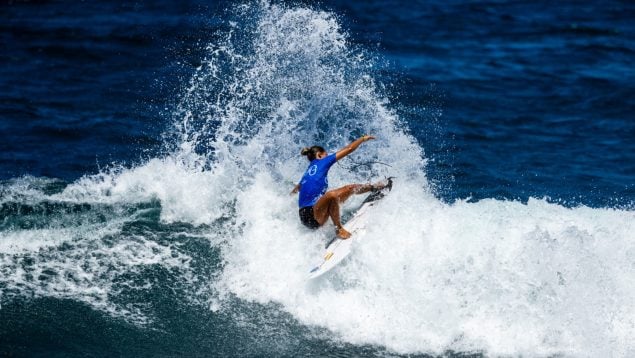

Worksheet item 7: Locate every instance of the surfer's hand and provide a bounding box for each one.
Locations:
[290,184,300,195]
[360,134,375,142]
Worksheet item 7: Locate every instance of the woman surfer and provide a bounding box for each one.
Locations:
[291,135,388,239]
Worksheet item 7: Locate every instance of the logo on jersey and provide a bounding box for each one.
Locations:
[308,165,318,176]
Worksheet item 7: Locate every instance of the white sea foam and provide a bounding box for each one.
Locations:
[0,211,193,323]
[219,174,635,357]
[0,166,198,323]
[56,158,237,225]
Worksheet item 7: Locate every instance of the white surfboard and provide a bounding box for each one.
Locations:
[308,179,392,279]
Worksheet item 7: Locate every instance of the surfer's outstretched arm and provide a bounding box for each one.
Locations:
[335,135,375,161]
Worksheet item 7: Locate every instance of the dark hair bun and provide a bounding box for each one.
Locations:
[300,147,311,156]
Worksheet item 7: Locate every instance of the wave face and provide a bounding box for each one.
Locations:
[1,2,634,357]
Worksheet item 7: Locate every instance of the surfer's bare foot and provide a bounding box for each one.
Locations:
[336,227,352,239]
[372,179,391,191]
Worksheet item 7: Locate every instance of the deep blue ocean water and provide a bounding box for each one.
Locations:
[1,1,634,357]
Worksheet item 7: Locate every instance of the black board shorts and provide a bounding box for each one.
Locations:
[299,206,321,229]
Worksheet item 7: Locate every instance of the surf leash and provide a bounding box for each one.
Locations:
[338,159,393,171]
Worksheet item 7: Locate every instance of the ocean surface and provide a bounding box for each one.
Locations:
[1,1,634,356]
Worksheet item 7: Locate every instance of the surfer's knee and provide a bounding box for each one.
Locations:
[323,191,339,202]
[326,194,340,209]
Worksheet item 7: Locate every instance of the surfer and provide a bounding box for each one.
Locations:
[291,135,388,239]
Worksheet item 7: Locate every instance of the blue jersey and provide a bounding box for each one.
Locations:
[298,153,337,208]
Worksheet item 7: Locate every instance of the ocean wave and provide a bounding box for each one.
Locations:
[1,1,634,357]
